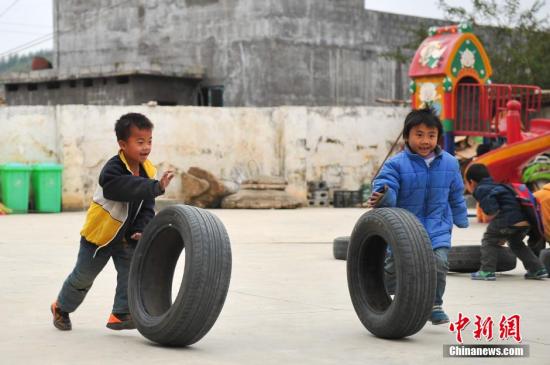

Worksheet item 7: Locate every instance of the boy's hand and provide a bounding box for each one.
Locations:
[159,170,175,191]
[366,185,388,208]
[131,232,142,241]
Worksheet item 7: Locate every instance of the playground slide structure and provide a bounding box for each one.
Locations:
[474,132,550,184]
[408,23,550,185]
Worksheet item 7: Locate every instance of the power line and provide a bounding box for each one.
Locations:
[0,29,48,35]
[0,0,22,20]
[0,33,52,59]
[0,21,51,28]
[1,0,135,59]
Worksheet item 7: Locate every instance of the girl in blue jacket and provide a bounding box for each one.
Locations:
[368,108,469,325]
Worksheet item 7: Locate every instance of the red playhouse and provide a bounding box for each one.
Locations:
[408,23,550,185]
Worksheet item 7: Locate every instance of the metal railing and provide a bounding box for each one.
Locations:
[454,83,541,137]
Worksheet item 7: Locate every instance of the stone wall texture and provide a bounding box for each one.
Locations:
[53,0,445,106]
[0,105,407,210]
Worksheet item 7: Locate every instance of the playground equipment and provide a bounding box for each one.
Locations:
[409,23,550,184]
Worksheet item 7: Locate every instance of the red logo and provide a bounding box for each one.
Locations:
[473,315,494,341]
[449,313,522,343]
[449,312,471,344]
[499,314,522,343]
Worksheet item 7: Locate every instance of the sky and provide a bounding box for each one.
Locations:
[0,0,53,58]
[0,0,549,59]
[364,0,550,19]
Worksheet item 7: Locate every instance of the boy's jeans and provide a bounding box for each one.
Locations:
[480,222,543,273]
[57,240,135,314]
[385,247,449,306]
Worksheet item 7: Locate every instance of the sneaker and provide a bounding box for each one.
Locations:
[50,302,72,331]
[471,271,496,281]
[430,306,449,325]
[106,313,136,330]
[524,268,548,280]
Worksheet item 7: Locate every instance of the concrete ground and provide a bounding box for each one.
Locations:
[1,208,548,365]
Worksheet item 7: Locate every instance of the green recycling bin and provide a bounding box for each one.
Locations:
[31,163,63,213]
[0,163,31,213]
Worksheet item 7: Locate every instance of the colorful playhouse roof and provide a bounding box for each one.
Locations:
[409,23,492,83]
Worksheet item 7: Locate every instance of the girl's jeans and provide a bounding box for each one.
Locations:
[384,247,449,306]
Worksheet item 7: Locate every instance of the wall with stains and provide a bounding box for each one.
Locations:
[0,105,407,210]
[53,0,440,107]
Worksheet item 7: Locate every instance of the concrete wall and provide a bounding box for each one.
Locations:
[0,105,407,210]
[5,75,200,106]
[53,0,444,107]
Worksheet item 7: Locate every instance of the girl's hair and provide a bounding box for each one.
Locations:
[402,107,443,140]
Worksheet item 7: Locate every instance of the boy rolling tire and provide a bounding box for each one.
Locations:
[333,236,350,260]
[347,208,436,339]
[448,245,517,273]
[128,204,232,347]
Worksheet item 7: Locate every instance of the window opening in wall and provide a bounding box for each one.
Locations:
[27,83,38,91]
[116,76,130,84]
[46,82,60,89]
[156,101,178,106]
[198,85,224,107]
[102,78,108,85]
[6,84,18,92]
[69,80,77,88]
[83,79,93,87]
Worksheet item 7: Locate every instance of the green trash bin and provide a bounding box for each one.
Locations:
[31,163,63,213]
[0,163,31,213]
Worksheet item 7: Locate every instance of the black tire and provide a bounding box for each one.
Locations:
[347,208,436,339]
[333,236,350,260]
[128,205,232,347]
[448,245,516,273]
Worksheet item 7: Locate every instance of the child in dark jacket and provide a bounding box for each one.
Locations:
[466,163,548,280]
[50,113,175,331]
[368,108,469,325]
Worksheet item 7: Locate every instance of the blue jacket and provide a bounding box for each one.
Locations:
[373,146,469,249]
[472,177,526,228]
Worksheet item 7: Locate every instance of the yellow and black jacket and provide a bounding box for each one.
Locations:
[80,151,164,248]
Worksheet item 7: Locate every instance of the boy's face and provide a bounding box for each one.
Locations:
[406,123,438,157]
[118,126,153,165]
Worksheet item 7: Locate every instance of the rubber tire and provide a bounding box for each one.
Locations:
[448,245,516,273]
[333,236,350,260]
[347,208,436,339]
[128,205,232,347]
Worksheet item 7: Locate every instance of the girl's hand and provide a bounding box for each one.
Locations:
[366,185,388,208]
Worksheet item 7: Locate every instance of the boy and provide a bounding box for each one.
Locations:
[533,182,550,243]
[466,163,548,280]
[368,107,469,325]
[51,113,174,331]
[533,182,549,272]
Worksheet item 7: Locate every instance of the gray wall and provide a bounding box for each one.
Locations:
[5,75,200,106]
[0,104,407,210]
[53,0,443,107]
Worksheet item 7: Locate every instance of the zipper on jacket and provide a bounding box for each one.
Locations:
[424,160,431,218]
[132,200,144,223]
